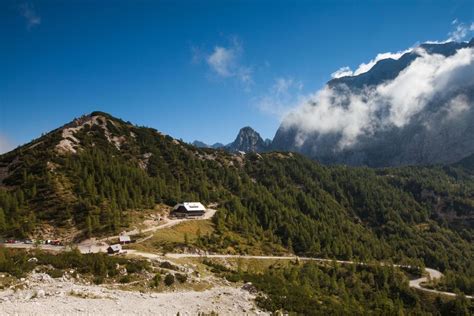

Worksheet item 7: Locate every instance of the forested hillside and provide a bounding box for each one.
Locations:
[0,112,473,295]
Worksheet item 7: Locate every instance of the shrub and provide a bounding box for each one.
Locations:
[175,273,187,283]
[119,275,132,283]
[150,273,161,288]
[159,261,179,271]
[125,260,149,274]
[47,268,64,278]
[93,276,104,284]
[164,273,175,286]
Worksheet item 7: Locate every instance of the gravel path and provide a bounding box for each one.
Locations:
[0,272,266,315]
[165,253,473,299]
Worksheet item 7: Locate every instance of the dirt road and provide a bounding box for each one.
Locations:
[3,210,472,300]
[164,253,473,299]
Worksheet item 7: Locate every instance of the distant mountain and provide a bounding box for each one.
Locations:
[211,142,226,149]
[193,127,268,153]
[192,140,210,148]
[273,39,474,167]
[192,140,226,149]
[227,126,269,153]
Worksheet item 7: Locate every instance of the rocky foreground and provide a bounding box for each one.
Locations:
[0,272,266,315]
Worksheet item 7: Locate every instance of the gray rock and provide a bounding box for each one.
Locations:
[36,289,45,298]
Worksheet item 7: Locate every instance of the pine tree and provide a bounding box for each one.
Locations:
[86,215,93,238]
[0,207,5,232]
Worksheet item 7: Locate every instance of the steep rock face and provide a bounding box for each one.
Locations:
[227,127,268,153]
[273,39,474,167]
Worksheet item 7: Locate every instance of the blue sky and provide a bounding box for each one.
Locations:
[1,0,473,153]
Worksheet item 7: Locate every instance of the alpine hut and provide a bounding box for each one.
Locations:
[119,235,131,244]
[107,244,122,254]
[171,202,206,218]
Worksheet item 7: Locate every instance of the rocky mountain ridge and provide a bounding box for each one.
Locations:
[272,39,474,167]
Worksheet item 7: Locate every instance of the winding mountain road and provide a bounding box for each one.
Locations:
[4,244,471,299]
[164,253,472,299]
[3,207,471,300]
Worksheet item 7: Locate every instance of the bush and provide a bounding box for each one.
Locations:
[150,273,161,288]
[224,273,241,283]
[202,260,231,273]
[159,261,179,271]
[164,273,175,286]
[175,273,187,283]
[94,276,104,284]
[119,275,132,283]
[125,260,149,274]
[47,268,64,278]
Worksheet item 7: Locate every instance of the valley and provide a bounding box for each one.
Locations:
[2,210,471,300]
[0,111,472,314]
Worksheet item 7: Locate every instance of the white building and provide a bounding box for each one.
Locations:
[119,235,131,244]
[171,202,206,218]
[107,244,122,254]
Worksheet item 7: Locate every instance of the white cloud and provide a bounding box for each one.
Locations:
[207,46,236,77]
[445,94,470,120]
[449,24,469,41]
[0,134,15,154]
[282,46,474,149]
[196,38,253,86]
[333,20,473,80]
[19,2,41,29]
[447,20,474,41]
[333,49,414,79]
[331,67,353,79]
[353,49,413,75]
[330,49,413,79]
[257,77,304,118]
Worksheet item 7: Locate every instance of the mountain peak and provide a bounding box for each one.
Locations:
[239,126,257,133]
[228,126,268,153]
[192,126,270,153]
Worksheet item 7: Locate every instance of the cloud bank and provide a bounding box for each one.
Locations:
[283,45,474,149]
